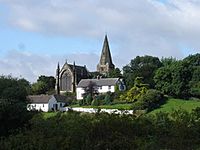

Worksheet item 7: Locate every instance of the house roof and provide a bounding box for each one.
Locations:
[54,94,67,102]
[77,78,119,88]
[27,95,52,104]
[27,95,67,104]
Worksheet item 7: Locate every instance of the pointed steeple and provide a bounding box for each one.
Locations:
[99,35,113,65]
[97,35,115,74]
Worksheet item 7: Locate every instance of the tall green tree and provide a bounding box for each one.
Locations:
[123,55,162,89]
[37,75,56,91]
[0,76,31,137]
[154,53,200,98]
[31,75,56,94]
[31,81,48,95]
[108,68,122,78]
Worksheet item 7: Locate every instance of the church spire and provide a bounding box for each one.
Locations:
[97,35,115,74]
[100,34,113,65]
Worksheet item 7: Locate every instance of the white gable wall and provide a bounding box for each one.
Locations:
[48,96,57,111]
[77,87,85,100]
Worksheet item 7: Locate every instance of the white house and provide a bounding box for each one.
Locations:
[76,78,126,100]
[27,95,67,112]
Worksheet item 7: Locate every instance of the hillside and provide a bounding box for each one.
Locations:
[149,98,200,115]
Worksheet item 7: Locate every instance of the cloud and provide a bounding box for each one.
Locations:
[0,50,99,82]
[0,0,200,81]
[1,0,200,54]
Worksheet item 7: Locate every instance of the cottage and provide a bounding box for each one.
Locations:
[76,78,125,100]
[27,95,67,112]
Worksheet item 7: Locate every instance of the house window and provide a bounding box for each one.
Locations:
[34,104,36,107]
[43,104,44,107]
[99,86,102,90]
[108,86,111,90]
[60,103,62,107]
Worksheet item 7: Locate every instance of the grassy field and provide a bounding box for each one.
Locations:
[149,98,200,115]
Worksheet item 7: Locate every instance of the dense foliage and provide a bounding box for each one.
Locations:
[132,89,164,111]
[123,55,162,89]
[31,75,56,95]
[0,76,33,137]
[1,109,200,149]
[154,54,200,98]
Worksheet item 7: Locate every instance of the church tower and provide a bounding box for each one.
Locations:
[97,35,115,74]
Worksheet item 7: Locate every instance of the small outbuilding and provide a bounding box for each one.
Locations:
[27,95,67,112]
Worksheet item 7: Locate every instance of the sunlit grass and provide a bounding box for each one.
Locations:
[149,98,200,115]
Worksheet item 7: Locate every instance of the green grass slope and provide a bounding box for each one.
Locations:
[149,98,200,115]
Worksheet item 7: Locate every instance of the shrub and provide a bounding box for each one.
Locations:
[78,99,83,106]
[104,93,111,105]
[86,94,92,105]
[91,99,99,106]
[132,89,164,112]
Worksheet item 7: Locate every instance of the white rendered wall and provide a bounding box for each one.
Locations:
[48,96,57,111]
[98,85,115,93]
[28,103,49,112]
[76,87,85,100]
[76,85,115,100]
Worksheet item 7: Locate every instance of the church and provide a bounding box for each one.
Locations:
[55,35,115,94]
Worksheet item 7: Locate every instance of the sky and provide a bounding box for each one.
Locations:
[0,0,199,82]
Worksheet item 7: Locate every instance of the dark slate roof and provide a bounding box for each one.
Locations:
[27,95,67,104]
[53,94,67,103]
[77,78,119,88]
[27,95,52,104]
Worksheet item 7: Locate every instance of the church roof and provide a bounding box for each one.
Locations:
[77,78,119,87]
[60,62,88,75]
[54,94,68,102]
[99,35,114,65]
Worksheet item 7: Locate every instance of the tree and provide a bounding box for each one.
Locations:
[123,55,162,89]
[84,81,98,98]
[37,75,56,91]
[31,81,48,95]
[0,76,32,137]
[154,53,200,98]
[123,77,148,102]
[108,68,122,78]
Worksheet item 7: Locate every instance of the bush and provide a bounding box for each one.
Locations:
[91,99,99,106]
[78,99,83,106]
[95,94,105,101]
[86,94,92,105]
[132,89,165,112]
[104,93,111,105]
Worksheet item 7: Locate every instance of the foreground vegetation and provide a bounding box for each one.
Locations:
[1,110,200,150]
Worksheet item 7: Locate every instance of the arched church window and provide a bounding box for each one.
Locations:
[60,70,72,92]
